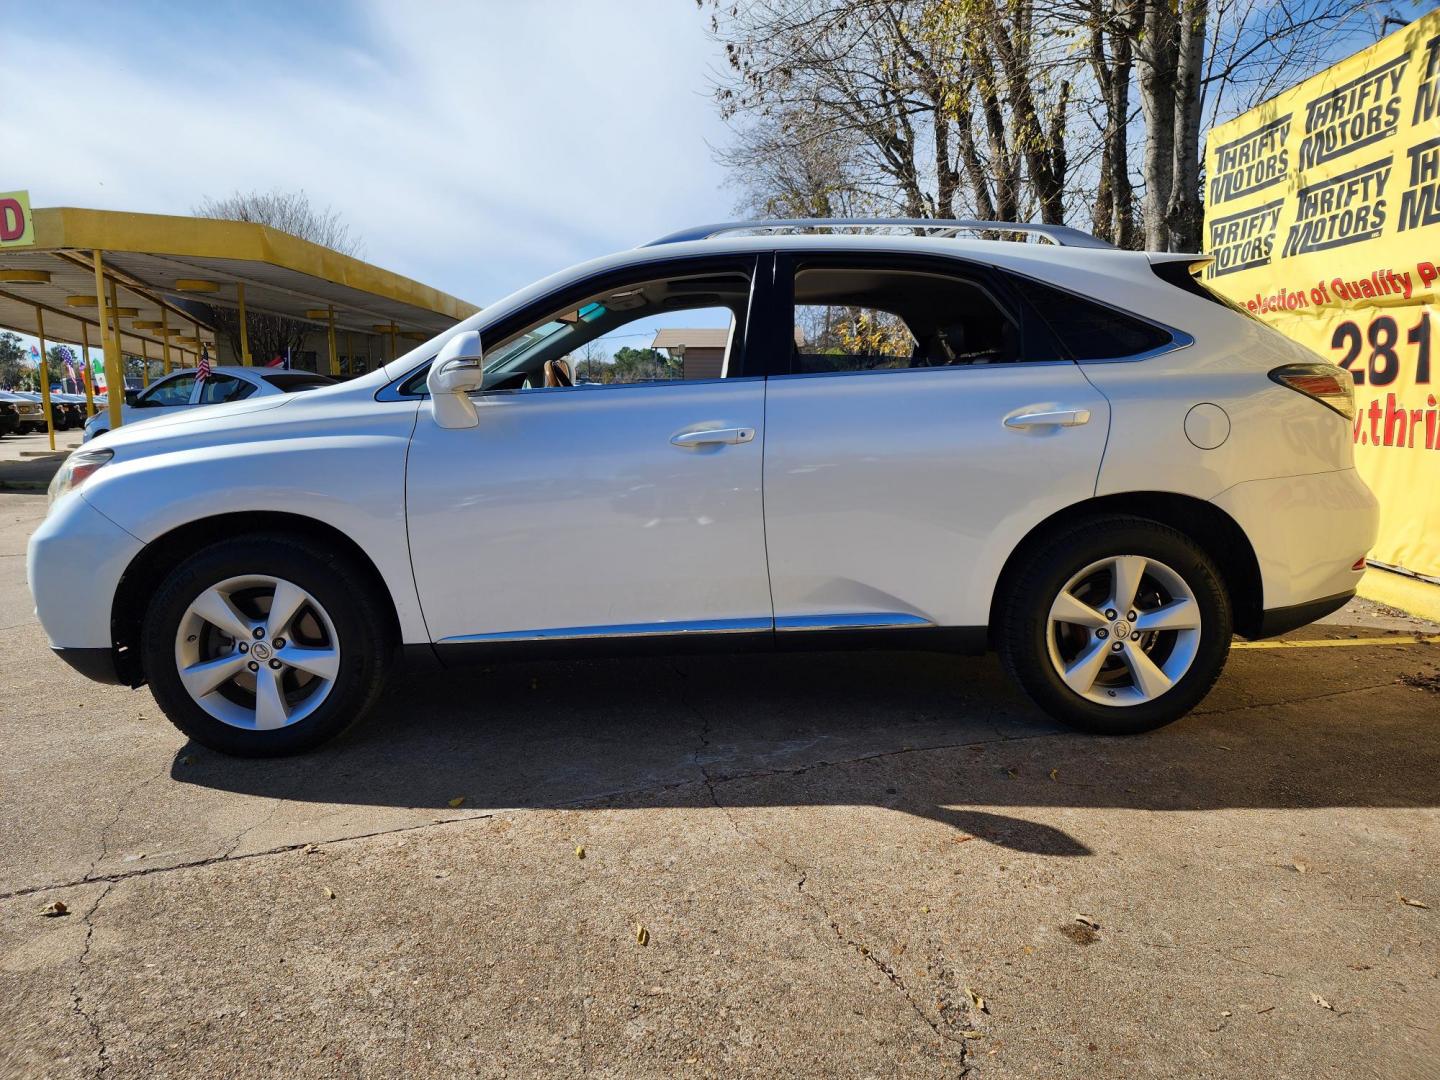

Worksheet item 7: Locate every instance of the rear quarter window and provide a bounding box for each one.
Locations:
[1020,279,1176,361]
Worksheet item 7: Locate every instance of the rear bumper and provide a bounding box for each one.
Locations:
[1250,590,1355,640]
[1210,469,1378,612]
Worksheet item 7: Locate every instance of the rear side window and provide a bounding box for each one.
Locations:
[791,267,1021,375]
[1022,280,1174,361]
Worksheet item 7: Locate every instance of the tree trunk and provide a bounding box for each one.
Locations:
[1138,0,1178,250]
[1166,0,1207,250]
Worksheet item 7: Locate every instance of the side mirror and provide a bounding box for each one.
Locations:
[124,389,141,406]
[426,330,485,429]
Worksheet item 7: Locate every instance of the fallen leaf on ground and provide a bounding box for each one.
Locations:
[1048,768,1059,781]
[966,987,988,1013]
[1074,913,1101,929]
[961,1030,984,1040]
[575,845,586,859]
[301,844,317,855]
[38,900,68,917]
[635,924,649,946]
[953,836,975,844]
[1396,893,1429,909]
[1293,860,1310,874]
[447,796,465,808]
[1310,993,1334,1011]
[1005,767,1018,779]
[323,886,336,900]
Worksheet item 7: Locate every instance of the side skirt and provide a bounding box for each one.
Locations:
[429,625,989,667]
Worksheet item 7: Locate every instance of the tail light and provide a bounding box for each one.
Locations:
[1269,363,1355,420]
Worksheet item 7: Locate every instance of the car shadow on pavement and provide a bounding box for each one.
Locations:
[168,646,1440,857]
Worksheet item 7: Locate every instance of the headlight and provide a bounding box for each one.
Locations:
[48,447,114,504]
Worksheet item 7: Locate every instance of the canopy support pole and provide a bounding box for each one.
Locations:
[327,306,338,377]
[93,251,124,433]
[161,308,172,374]
[237,282,251,365]
[35,306,55,450]
[80,320,95,417]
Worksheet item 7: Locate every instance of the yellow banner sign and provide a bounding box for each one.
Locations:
[1204,12,1440,579]
[0,190,34,248]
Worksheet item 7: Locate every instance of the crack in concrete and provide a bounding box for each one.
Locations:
[84,764,170,882]
[5,667,1414,904]
[68,882,115,1079]
[1193,679,1401,718]
[220,797,288,860]
[668,659,968,1070]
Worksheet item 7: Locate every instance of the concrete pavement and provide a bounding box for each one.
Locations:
[1,490,1437,1078]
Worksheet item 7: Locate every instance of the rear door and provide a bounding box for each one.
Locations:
[760,251,1111,633]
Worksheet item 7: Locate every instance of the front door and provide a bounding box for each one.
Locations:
[760,252,1112,632]
[406,257,775,645]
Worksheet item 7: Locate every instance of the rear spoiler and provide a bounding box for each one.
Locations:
[1147,252,1214,276]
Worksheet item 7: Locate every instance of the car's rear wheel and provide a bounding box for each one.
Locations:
[997,516,1231,734]
[141,534,391,756]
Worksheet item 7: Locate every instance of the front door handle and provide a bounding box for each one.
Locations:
[670,427,756,447]
[1003,408,1091,430]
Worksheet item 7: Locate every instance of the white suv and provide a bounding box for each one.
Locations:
[28,220,1378,756]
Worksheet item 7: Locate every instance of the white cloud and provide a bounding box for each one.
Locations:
[2,1,736,305]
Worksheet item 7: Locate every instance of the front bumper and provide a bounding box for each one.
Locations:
[27,492,143,657]
[51,646,125,684]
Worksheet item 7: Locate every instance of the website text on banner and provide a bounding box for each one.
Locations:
[1203,10,1440,582]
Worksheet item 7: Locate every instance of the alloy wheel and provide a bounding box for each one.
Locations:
[1045,555,1202,706]
[173,575,341,730]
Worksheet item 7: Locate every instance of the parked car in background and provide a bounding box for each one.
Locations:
[31,219,1377,756]
[0,395,20,436]
[0,390,46,434]
[82,366,336,441]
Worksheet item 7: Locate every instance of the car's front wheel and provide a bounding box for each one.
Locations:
[141,534,391,756]
[997,516,1232,734]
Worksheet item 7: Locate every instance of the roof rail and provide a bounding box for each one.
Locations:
[642,218,1115,250]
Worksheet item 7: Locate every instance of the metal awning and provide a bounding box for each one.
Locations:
[0,206,477,365]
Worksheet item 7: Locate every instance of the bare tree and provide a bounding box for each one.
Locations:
[706,0,1391,252]
[192,190,363,365]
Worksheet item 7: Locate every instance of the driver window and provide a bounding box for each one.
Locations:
[793,268,1019,374]
[570,310,735,386]
[481,270,749,392]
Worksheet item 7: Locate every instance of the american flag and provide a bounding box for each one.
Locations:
[197,345,211,382]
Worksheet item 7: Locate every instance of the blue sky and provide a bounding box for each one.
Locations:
[1,1,736,309]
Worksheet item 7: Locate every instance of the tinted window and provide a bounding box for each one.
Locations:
[1023,280,1174,360]
[262,373,335,392]
[792,268,1020,375]
[198,374,256,405]
[141,374,195,406]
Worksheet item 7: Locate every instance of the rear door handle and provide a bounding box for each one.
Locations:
[1003,409,1091,430]
[670,427,756,447]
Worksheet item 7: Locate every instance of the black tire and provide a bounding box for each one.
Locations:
[141,534,392,756]
[996,515,1231,735]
